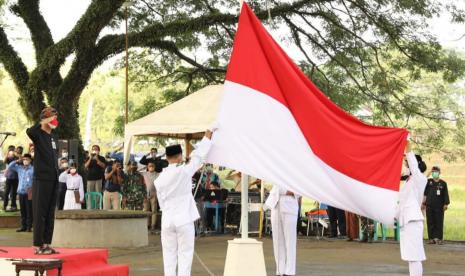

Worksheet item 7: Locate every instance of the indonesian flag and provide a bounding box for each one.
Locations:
[207,3,408,225]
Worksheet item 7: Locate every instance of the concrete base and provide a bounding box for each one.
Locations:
[52,210,149,248]
[223,238,266,276]
[0,215,20,228]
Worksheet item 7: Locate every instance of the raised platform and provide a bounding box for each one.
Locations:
[0,247,128,276]
[53,210,149,248]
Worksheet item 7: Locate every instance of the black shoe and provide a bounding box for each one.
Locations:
[16,228,27,232]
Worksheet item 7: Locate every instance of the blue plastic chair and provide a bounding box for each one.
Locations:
[360,221,400,241]
[85,192,103,209]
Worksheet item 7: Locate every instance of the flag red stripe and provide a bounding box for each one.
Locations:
[225,3,408,191]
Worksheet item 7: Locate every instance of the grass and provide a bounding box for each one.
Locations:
[0,201,20,216]
[300,184,465,241]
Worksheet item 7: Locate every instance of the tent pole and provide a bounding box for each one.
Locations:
[185,136,193,156]
[241,173,249,239]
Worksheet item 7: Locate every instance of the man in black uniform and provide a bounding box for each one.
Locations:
[26,107,60,254]
[326,205,346,239]
[423,166,450,245]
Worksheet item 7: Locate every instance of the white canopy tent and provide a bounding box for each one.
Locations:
[123,84,224,165]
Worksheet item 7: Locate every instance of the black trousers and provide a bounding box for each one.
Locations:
[32,179,58,247]
[327,206,346,237]
[19,194,33,230]
[56,182,67,210]
[3,178,18,209]
[426,206,445,240]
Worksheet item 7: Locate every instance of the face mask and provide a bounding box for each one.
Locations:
[70,168,77,175]
[23,160,31,166]
[48,118,59,129]
[62,152,68,158]
[31,152,35,158]
[61,162,69,169]
[92,150,98,155]
[432,172,440,179]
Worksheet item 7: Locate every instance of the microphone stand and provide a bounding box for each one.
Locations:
[0,133,11,148]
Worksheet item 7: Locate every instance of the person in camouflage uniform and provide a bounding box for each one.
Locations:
[360,216,375,243]
[122,161,147,210]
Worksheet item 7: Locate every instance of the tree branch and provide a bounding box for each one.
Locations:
[0,27,29,92]
[11,0,54,63]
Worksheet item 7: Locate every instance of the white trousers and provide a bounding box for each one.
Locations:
[409,261,423,276]
[161,222,195,276]
[271,208,298,275]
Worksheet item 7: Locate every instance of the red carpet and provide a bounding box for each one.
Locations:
[0,247,128,276]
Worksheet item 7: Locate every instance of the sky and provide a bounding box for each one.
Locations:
[2,0,465,70]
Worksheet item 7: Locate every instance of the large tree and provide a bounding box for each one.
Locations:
[0,0,465,157]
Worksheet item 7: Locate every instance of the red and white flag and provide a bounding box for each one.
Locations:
[207,3,408,225]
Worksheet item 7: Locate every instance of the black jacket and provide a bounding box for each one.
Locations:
[26,124,59,181]
[424,178,450,208]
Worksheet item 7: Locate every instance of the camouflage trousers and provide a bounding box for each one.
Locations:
[125,199,145,210]
[360,216,375,242]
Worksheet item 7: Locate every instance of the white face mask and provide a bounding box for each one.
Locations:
[62,152,68,158]
[23,160,31,166]
[92,150,98,155]
[48,123,57,129]
[61,162,69,169]
[70,168,77,174]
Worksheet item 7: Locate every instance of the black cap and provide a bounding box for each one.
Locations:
[39,107,57,120]
[166,144,182,157]
[432,166,441,172]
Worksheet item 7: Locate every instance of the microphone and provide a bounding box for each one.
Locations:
[0,132,16,136]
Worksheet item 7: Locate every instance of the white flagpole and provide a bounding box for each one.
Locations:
[241,173,249,238]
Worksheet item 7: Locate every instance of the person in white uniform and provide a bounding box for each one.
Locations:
[58,163,84,210]
[397,141,427,276]
[265,185,300,276]
[155,129,214,276]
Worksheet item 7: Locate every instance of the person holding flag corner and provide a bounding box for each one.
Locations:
[154,124,217,276]
[397,140,427,276]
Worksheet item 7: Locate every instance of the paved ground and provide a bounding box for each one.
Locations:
[1,229,464,275]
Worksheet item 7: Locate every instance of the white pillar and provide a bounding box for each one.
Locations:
[224,173,266,276]
[241,173,249,238]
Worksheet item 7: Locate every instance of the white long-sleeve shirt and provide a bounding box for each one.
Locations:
[396,152,427,227]
[155,137,212,228]
[59,171,85,202]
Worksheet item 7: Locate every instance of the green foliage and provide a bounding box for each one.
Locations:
[1,0,465,160]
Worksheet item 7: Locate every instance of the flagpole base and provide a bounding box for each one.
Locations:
[223,238,266,276]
